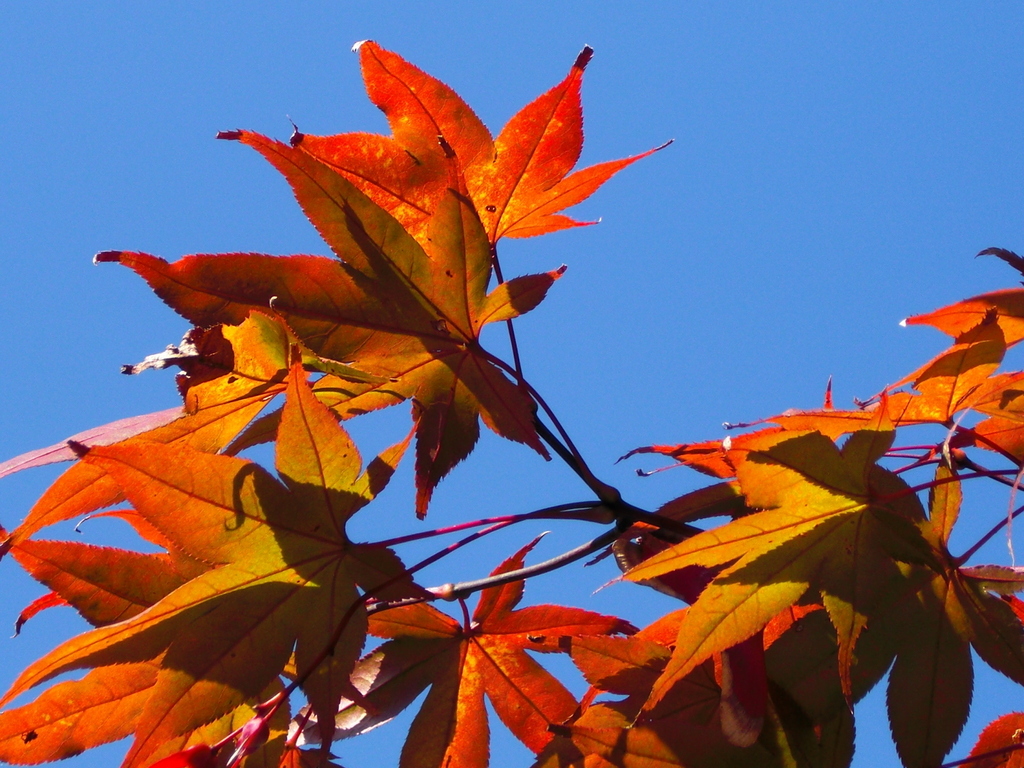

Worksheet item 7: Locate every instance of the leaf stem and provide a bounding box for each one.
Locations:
[897,469,1018,499]
[400,520,523,578]
[490,242,524,378]
[531,417,607,493]
[366,501,611,548]
[366,529,623,616]
[457,598,472,629]
[951,453,1024,490]
[957,501,1024,565]
[431,528,620,601]
[281,519,522,712]
[890,454,939,470]
[479,346,627,507]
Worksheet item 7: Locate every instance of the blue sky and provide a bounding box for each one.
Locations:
[3,3,1024,767]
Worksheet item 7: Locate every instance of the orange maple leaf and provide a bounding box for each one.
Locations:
[294,41,666,244]
[0,312,301,557]
[303,539,637,768]
[0,365,418,768]
[963,710,1024,768]
[98,137,563,515]
[625,406,934,712]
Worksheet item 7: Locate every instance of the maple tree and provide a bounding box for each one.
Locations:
[3,39,1024,768]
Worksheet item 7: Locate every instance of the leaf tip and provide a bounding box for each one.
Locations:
[351,39,370,53]
[66,440,90,459]
[92,250,123,265]
[288,120,304,147]
[215,130,243,141]
[574,45,595,71]
[899,318,908,327]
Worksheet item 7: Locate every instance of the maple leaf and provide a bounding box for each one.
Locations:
[885,563,974,768]
[11,539,190,630]
[884,554,1024,766]
[763,602,894,727]
[0,669,289,768]
[8,493,209,637]
[885,311,1009,424]
[613,495,766,748]
[337,539,635,768]
[654,482,751,525]
[14,593,71,637]
[0,661,160,764]
[879,465,1024,768]
[0,364,418,768]
[1,312,304,555]
[904,287,1024,345]
[0,310,344,484]
[624,405,935,712]
[548,602,859,768]
[551,611,784,768]
[99,136,563,515]
[0,408,183,481]
[293,41,665,244]
[620,428,785,481]
[618,441,739,479]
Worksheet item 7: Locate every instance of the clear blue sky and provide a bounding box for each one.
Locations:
[3,3,1024,767]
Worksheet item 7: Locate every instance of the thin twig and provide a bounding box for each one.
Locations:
[284,518,523,701]
[477,345,624,506]
[953,426,1023,466]
[366,529,622,616]
[481,350,594,474]
[891,455,939,471]
[940,742,1024,768]
[440,528,621,600]
[884,469,1018,502]
[954,453,1024,489]
[958,501,1024,565]
[366,501,610,548]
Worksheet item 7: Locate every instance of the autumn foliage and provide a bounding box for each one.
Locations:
[4,41,1024,768]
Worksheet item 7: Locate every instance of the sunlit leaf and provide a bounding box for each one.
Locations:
[359,540,633,768]
[2,366,416,768]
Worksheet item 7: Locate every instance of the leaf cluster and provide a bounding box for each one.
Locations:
[3,41,1024,768]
